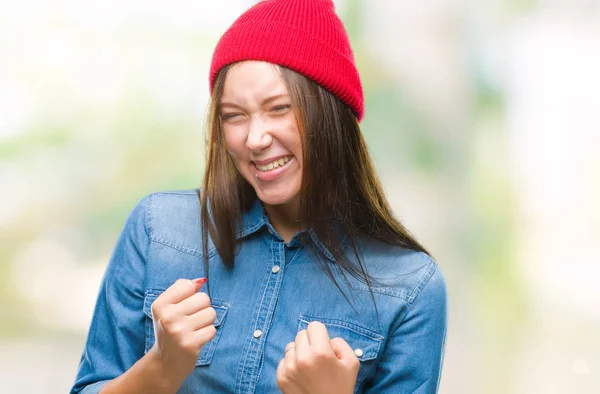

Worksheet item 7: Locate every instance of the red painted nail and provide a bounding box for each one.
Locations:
[194,277,207,285]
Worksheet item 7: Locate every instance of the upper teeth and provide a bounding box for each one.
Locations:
[255,156,292,171]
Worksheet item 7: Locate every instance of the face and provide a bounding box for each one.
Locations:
[219,61,302,209]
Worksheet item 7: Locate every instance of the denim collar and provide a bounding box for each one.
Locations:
[237,197,342,262]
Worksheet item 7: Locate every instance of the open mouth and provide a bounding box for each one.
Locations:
[254,155,293,172]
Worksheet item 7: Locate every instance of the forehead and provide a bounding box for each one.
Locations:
[221,61,288,102]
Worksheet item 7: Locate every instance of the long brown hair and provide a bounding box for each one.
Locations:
[200,63,429,299]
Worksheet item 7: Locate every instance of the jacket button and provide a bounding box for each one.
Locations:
[253,329,263,338]
[354,348,364,358]
[272,265,280,273]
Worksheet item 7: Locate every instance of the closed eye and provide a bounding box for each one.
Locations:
[270,104,291,113]
[221,112,242,121]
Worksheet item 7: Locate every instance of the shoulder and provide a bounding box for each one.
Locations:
[130,189,209,257]
[350,236,447,306]
[144,189,201,230]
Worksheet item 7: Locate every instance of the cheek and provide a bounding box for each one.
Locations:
[223,130,246,160]
[279,118,302,158]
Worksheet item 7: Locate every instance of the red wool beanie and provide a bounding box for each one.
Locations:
[209,0,364,122]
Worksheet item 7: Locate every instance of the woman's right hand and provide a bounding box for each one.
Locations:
[148,278,217,386]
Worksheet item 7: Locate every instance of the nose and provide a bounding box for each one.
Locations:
[246,116,273,152]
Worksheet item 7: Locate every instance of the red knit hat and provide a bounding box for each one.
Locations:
[209,0,364,121]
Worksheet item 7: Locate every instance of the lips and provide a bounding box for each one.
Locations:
[252,156,294,182]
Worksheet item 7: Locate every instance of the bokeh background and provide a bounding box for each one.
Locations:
[1,0,599,393]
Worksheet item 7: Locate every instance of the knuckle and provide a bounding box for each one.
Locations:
[169,323,184,336]
[285,362,297,375]
[179,335,197,352]
[313,349,329,361]
[159,309,177,325]
[158,315,171,328]
[296,357,311,370]
[206,307,217,322]
[197,292,211,307]
[200,324,217,342]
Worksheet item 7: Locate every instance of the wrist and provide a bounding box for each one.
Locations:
[145,347,184,393]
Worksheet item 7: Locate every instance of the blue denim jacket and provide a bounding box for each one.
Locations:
[71,190,447,394]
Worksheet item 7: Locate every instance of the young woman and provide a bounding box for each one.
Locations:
[71,1,447,393]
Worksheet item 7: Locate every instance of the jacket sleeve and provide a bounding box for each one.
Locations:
[363,263,448,394]
[70,195,151,394]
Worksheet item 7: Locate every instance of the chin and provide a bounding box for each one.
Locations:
[255,188,299,207]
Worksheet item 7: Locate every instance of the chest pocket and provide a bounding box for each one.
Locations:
[298,315,384,389]
[143,289,230,366]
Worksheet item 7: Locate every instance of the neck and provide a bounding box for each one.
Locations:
[263,197,302,243]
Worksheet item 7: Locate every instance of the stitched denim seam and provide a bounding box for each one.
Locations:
[263,243,283,331]
[147,191,218,259]
[237,329,254,390]
[246,238,281,386]
[144,314,152,352]
[198,301,229,365]
[285,247,302,268]
[235,238,274,393]
[236,332,254,393]
[298,315,384,342]
[254,241,284,388]
[150,236,217,259]
[152,190,198,197]
[146,193,155,238]
[144,291,229,309]
[239,219,265,239]
[406,260,437,304]
[348,259,436,302]
[349,283,410,300]
[254,264,271,333]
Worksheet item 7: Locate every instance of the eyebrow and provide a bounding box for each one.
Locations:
[219,94,290,109]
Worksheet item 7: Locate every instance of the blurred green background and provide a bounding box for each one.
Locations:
[1,0,599,393]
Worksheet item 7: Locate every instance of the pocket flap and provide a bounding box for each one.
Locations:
[298,315,383,362]
[143,290,229,327]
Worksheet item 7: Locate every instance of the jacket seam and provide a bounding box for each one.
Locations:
[147,192,218,258]
[150,236,217,259]
[152,190,198,196]
[406,259,437,305]
[298,315,384,342]
[347,257,437,302]
[146,193,154,238]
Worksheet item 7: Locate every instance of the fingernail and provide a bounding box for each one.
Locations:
[194,277,207,285]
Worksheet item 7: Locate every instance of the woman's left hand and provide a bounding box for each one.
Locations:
[276,321,360,394]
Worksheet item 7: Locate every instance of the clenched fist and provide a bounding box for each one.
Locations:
[276,321,360,394]
[149,278,217,386]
